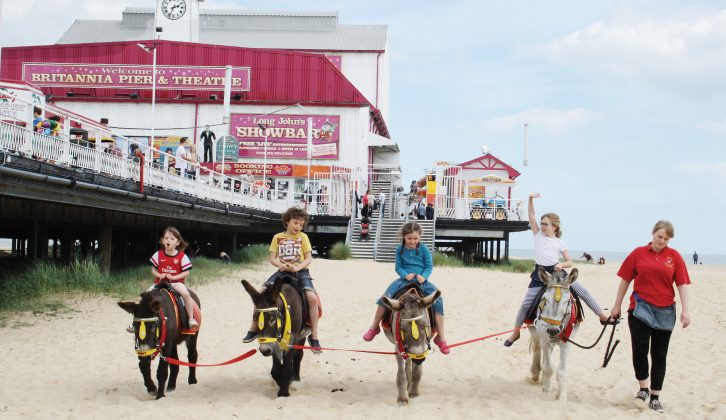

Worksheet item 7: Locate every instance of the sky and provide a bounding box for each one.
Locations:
[1,0,724,255]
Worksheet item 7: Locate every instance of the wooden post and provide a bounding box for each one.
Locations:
[98,226,113,272]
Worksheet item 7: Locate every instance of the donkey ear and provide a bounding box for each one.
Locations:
[567,268,578,284]
[117,301,137,314]
[241,279,261,302]
[420,290,441,308]
[381,296,402,311]
[538,267,550,285]
[269,277,284,297]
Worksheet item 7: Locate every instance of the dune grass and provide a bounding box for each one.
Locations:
[0,244,268,319]
[328,242,352,260]
[433,250,534,273]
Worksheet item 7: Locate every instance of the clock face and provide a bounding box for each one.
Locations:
[161,0,187,20]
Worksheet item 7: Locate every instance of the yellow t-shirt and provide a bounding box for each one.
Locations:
[269,232,312,265]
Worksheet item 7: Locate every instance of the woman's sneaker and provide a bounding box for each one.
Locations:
[649,399,664,413]
[635,389,650,408]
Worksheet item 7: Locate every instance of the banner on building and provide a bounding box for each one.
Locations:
[22,63,251,91]
[230,114,340,160]
[200,162,331,177]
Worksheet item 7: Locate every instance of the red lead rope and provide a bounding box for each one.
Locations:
[162,349,257,367]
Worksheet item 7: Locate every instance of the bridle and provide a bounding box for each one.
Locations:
[254,293,292,351]
[395,311,431,360]
[534,284,572,337]
[132,314,166,358]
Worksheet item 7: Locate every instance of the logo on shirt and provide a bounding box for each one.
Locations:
[277,237,303,263]
[665,257,674,269]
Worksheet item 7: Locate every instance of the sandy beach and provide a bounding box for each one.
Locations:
[1,259,724,419]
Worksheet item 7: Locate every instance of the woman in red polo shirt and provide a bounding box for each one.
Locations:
[611,220,691,414]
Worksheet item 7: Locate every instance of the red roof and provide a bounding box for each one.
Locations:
[456,153,521,180]
[0,40,389,138]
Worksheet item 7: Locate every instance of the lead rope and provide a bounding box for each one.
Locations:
[563,318,621,368]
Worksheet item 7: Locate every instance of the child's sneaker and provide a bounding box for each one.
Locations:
[188,318,199,330]
[126,325,135,334]
[242,330,259,343]
[434,336,450,355]
[362,327,380,342]
[308,337,322,354]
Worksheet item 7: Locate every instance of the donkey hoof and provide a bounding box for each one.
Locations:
[166,384,176,392]
[293,375,301,382]
[397,398,409,406]
[277,390,290,397]
[188,377,198,385]
[155,393,166,400]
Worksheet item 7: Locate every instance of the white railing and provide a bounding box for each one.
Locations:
[0,120,340,216]
[435,196,526,221]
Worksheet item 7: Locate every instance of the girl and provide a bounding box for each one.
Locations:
[150,227,198,330]
[504,193,610,347]
[362,222,449,354]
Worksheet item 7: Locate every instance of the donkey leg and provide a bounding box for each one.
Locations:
[292,344,304,382]
[271,355,282,385]
[409,361,423,398]
[138,357,157,395]
[541,340,555,394]
[186,334,199,385]
[556,343,569,401]
[277,351,295,397]
[529,333,542,384]
[167,346,180,392]
[395,355,409,406]
[155,356,170,399]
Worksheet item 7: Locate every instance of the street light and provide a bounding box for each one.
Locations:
[137,27,162,166]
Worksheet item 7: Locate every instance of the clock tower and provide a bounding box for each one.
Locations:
[155,0,201,42]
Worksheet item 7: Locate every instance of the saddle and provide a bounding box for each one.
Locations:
[381,284,436,333]
[277,275,323,327]
[154,282,202,335]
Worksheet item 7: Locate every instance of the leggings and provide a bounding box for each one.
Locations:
[514,282,603,327]
[628,311,672,391]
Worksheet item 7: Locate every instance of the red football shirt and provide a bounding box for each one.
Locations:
[150,250,192,284]
[617,243,690,310]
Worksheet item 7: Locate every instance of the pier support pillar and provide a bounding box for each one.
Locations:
[99,226,113,272]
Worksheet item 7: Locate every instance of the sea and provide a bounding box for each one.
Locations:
[509,249,726,266]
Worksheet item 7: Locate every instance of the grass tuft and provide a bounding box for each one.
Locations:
[328,242,351,260]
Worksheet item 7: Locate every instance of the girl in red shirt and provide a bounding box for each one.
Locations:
[611,220,691,413]
[150,227,198,330]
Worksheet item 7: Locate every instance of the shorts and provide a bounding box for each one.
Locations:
[265,268,316,293]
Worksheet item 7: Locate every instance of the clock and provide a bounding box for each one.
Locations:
[161,0,187,20]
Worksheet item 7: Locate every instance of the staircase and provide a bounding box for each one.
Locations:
[375,219,435,262]
[369,180,393,219]
[348,218,378,259]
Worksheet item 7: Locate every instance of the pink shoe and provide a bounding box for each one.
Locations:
[434,336,450,355]
[362,327,380,342]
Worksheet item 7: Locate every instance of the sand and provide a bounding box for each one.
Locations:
[1,259,724,419]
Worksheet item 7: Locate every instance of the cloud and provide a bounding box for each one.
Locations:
[697,118,726,136]
[479,106,603,135]
[527,10,726,91]
[676,160,726,179]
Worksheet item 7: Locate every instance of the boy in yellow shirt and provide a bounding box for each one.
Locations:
[242,207,322,353]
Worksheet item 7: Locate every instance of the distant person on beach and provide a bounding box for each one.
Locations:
[610,220,691,414]
[504,193,612,347]
[582,252,593,262]
[362,221,449,354]
[692,251,698,265]
[598,256,606,265]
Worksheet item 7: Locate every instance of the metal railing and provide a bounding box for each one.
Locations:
[0,120,340,215]
[435,196,526,221]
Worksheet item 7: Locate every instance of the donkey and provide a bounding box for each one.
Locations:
[118,286,200,399]
[241,277,306,397]
[528,267,580,401]
[380,288,441,406]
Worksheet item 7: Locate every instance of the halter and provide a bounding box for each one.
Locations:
[132,313,167,358]
[536,285,572,334]
[254,293,292,351]
[395,312,431,360]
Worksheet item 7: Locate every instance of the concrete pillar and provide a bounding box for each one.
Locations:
[504,232,510,262]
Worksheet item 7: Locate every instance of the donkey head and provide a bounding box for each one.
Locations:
[118,292,163,357]
[241,278,285,359]
[382,289,441,364]
[537,267,578,337]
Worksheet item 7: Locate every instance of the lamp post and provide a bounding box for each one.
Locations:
[137,27,162,166]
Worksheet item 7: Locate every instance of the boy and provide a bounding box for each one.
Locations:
[242,207,322,353]
[360,216,370,240]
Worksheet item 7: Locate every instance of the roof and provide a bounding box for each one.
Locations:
[457,153,521,180]
[57,8,388,51]
[0,39,390,138]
